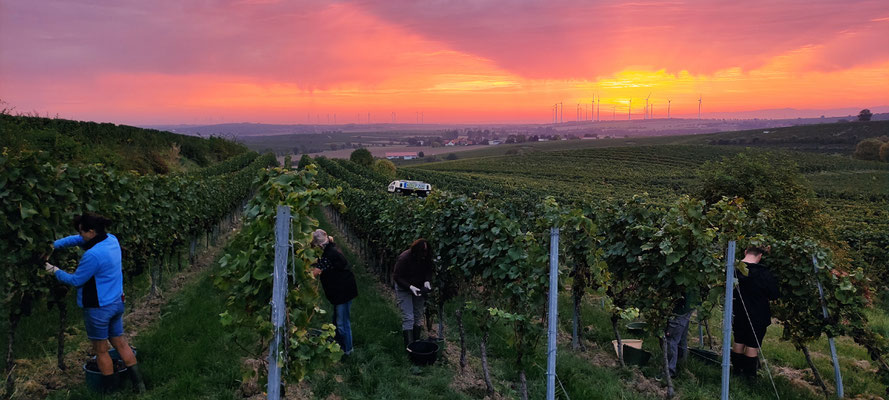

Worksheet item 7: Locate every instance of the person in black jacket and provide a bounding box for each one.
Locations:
[311,229,358,355]
[392,239,434,347]
[731,246,779,379]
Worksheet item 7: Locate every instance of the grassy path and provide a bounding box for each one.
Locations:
[46,271,243,400]
[305,209,472,400]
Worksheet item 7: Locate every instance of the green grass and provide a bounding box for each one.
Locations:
[46,269,242,400]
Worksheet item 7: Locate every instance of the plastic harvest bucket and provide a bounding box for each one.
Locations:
[611,339,651,366]
[407,340,439,366]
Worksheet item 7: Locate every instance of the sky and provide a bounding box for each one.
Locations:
[1,0,888,125]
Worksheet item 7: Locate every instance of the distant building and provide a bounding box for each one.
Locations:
[385,152,418,160]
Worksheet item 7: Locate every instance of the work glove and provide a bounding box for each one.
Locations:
[424,281,432,290]
[409,285,421,297]
[45,262,60,275]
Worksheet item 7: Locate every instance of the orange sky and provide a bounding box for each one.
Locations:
[1,0,888,124]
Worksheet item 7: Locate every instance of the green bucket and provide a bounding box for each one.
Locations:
[626,321,647,335]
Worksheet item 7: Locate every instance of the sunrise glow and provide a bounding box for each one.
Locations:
[1,0,887,124]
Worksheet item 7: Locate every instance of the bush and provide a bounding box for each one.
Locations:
[853,138,885,161]
[697,151,828,240]
[372,159,397,178]
[350,148,373,167]
[881,141,889,162]
[446,153,458,161]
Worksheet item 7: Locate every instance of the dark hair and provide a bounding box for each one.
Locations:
[409,238,431,263]
[74,212,112,234]
[745,246,767,256]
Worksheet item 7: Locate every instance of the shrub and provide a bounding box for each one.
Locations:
[349,148,373,167]
[372,159,397,178]
[853,138,884,161]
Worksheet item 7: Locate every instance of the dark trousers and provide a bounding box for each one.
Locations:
[664,310,693,375]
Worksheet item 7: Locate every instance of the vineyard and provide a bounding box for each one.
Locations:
[302,152,889,399]
[3,112,889,399]
[0,113,246,174]
[403,145,889,290]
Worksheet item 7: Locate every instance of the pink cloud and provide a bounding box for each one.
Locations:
[352,0,889,78]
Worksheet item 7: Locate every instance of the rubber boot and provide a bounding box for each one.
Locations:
[730,352,745,376]
[127,363,147,393]
[412,325,423,342]
[100,373,119,394]
[402,329,414,348]
[743,355,759,380]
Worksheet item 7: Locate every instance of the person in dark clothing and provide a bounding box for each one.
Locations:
[392,239,434,347]
[44,213,146,393]
[731,246,779,379]
[311,229,358,355]
[661,288,699,380]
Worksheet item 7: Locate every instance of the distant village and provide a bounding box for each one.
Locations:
[380,128,606,159]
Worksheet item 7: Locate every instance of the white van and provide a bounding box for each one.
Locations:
[387,180,432,196]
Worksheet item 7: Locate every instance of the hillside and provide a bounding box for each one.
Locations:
[393,120,889,164]
[0,114,247,174]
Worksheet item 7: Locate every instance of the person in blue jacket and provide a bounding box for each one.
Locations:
[44,213,146,393]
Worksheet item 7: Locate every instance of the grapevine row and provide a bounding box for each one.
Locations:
[315,156,889,398]
[0,149,276,397]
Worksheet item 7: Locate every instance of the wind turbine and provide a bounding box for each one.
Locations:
[597,94,600,122]
[628,99,632,120]
[667,99,672,119]
[698,95,702,119]
[560,102,563,123]
[645,92,651,120]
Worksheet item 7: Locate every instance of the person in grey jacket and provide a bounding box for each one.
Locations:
[392,239,434,347]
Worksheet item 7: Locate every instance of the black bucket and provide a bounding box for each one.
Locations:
[83,359,128,392]
[623,345,652,366]
[83,347,137,392]
[406,340,439,366]
[689,348,721,366]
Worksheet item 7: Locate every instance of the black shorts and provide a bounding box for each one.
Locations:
[732,319,768,348]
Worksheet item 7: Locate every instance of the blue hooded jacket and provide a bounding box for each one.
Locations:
[53,234,124,308]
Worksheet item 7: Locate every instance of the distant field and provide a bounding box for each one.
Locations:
[397,120,889,163]
[305,144,488,159]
